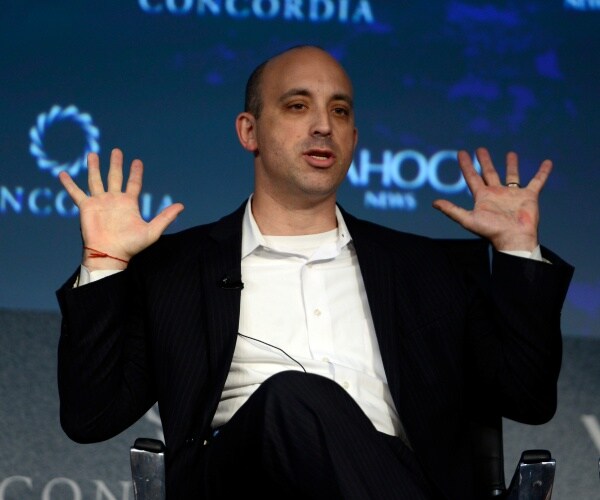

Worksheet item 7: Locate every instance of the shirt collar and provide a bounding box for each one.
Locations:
[241,195,353,259]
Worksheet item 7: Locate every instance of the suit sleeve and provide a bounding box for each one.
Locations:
[466,246,574,424]
[56,266,156,443]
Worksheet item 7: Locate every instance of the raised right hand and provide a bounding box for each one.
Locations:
[59,148,185,271]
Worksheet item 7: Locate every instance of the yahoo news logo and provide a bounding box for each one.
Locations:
[0,104,173,219]
[139,0,375,23]
[347,149,478,211]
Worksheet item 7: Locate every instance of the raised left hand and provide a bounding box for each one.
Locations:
[432,147,552,251]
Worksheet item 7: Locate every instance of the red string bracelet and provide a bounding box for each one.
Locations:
[83,246,129,264]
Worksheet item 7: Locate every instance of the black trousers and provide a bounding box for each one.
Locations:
[204,371,439,499]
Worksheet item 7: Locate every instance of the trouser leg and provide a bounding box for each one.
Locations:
[204,371,436,499]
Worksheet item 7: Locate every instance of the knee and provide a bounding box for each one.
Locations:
[260,371,336,396]
[257,371,352,413]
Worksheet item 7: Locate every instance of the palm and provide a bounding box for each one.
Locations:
[59,149,184,269]
[433,148,552,251]
[77,190,152,256]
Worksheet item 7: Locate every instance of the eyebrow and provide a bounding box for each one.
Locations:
[278,87,354,108]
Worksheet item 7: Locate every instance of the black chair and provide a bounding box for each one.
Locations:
[130,416,556,500]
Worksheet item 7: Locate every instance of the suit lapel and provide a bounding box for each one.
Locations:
[199,202,246,382]
[343,213,405,399]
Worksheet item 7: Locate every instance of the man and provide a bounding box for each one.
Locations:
[57,45,573,499]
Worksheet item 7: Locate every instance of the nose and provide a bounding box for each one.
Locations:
[310,106,332,137]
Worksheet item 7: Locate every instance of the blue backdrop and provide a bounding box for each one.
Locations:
[1,0,598,338]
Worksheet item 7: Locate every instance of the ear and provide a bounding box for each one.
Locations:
[236,112,258,153]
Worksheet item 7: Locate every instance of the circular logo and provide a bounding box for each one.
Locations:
[29,104,100,178]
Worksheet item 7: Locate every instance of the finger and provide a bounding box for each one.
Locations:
[526,159,553,193]
[125,159,144,197]
[505,151,520,186]
[457,150,484,194]
[58,171,88,207]
[107,148,124,193]
[147,203,185,240]
[475,147,502,186]
[87,152,105,195]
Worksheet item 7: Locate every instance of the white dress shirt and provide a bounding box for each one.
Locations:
[212,198,405,439]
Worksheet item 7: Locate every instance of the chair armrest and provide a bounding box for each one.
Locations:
[130,438,166,500]
[469,415,507,498]
[505,449,555,500]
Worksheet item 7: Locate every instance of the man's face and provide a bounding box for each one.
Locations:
[249,47,358,207]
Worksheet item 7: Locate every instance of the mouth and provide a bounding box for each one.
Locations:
[303,148,336,168]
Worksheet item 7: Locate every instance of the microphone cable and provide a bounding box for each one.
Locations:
[237,332,307,373]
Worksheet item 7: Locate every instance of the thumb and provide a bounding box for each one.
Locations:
[147,203,185,241]
[432,199,469,226]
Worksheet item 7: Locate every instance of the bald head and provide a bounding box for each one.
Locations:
[244,45,353,119]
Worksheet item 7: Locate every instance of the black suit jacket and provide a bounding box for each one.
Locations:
[57,201,574,499]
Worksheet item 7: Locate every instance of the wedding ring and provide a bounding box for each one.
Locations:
[506,182,521,188]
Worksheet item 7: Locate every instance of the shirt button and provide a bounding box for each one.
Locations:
[342,381,349,389]
[321,357,329,363]
[314,309,321,316]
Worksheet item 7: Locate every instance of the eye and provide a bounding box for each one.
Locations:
[333,106,350,116]
[288,102,307,111]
